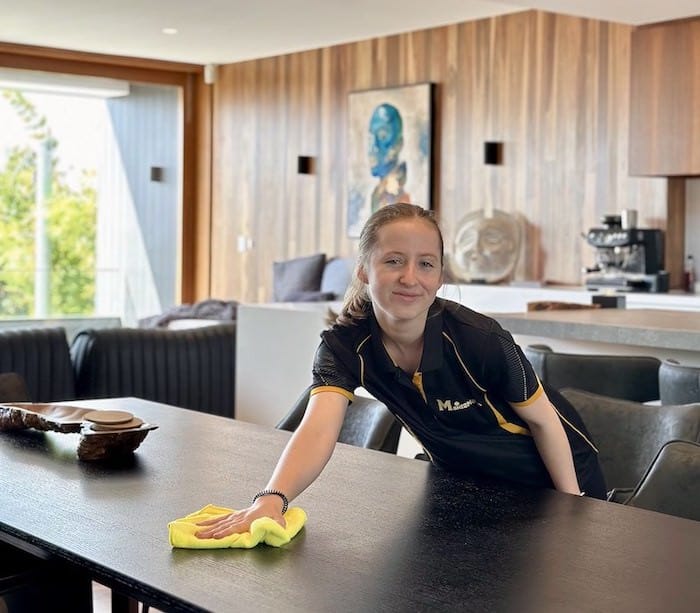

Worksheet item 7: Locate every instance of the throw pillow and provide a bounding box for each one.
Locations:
[273,253,327,302]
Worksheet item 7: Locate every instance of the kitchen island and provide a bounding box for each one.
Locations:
[491,308,700,367]
[492,308,700,353]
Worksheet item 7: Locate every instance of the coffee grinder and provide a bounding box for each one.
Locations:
[584,210,669,292]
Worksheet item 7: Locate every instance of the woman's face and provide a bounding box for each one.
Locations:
[359,218,443,326]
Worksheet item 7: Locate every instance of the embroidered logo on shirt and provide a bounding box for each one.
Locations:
[436,399,478,412]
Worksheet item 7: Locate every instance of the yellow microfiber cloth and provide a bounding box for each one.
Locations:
[168,504,307,549]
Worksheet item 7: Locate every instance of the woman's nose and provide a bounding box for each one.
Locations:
[400,263,417,284]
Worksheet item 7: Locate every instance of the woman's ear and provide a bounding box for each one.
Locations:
[357,265,369,284]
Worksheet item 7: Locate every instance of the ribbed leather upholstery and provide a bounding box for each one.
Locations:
[659,359,700,405]
[71,324,236,417]
[277,386,402,453]
[525,344,661,402]
[0,327,75,402]
[560,388,700,495]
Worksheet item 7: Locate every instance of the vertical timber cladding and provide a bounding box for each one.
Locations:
[210,10,668,303]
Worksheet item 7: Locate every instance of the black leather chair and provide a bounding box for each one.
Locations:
[560,388,700,501]
[0,327,76,402]
[276,386,402,454]
[659,359,700,405]
[624,440,700,522]
[525,344,661,402]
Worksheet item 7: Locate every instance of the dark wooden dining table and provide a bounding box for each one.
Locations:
[1,397,699,612]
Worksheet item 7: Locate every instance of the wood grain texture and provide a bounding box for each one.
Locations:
[190,78,213,300]
[629,17,700,176]
[667,177,687,288]
[208,11,669,302]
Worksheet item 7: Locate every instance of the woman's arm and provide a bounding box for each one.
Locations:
[195,390,349,538]
[510,393,582,495]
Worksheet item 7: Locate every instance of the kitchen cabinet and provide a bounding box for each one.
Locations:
[629,17,700,176]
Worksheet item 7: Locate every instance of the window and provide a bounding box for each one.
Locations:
[0,69,181,325]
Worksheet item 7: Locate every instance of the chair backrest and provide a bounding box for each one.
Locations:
[276,386,402,454]
[560,388,700,491]
[71,325,236,417]
[525,344,660,402]
[659,359,700,405]
[625,440,700,522]
[0,327,75,402]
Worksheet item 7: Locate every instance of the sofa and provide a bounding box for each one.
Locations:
[0,324,236,418]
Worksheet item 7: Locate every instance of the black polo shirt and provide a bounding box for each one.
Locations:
[311,298,603,493]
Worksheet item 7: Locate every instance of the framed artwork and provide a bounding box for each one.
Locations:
[346,82,434,238]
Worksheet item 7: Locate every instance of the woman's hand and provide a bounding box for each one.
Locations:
[194,498,286,539]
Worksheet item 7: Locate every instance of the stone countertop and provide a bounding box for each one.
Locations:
[491,308,700,352]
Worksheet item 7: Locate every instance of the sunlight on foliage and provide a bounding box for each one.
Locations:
[0,90,96,316]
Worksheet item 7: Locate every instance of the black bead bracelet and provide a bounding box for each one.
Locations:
[252,489,289,514]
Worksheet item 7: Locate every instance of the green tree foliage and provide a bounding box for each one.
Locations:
[0,90,96,316]
[0,146,35,315]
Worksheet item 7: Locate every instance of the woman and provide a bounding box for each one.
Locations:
[197,203,606,538]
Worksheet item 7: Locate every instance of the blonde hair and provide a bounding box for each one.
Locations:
[335,203,444,326]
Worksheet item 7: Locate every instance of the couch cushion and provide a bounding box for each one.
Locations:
[272,253,326,301]
[320,257,354,299]
[71,324,236,418]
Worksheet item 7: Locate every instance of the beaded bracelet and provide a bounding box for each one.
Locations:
[252,489,289,514]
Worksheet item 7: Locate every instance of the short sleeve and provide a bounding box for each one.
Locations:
[311,340,359,394]
[484,324,541,403]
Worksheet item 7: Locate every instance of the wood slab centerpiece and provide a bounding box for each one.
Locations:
[0,403,157,461]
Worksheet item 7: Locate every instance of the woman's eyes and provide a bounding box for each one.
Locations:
[383,258,436,268]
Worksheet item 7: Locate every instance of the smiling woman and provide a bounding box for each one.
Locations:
[196,202,606,544]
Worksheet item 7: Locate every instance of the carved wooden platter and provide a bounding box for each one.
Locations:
[0,403,158,461]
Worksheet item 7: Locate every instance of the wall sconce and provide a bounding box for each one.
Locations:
[484,141,504,165]
[297,156,315,175]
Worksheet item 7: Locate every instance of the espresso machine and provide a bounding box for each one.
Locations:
[584,212,669,292]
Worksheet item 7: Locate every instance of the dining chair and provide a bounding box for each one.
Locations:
[525,344,661,402]
[624,440,700,522]
[559,388,700,501]
[276,386,402,454]
[658,359,700,405]
[0,541,93,611]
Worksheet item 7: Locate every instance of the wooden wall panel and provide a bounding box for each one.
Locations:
[629,17,700,176]
[209,10,669,303]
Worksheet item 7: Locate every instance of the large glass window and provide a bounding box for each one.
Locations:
[0,70,181,326]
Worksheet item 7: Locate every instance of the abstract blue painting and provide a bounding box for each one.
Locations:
[347,83,433,237]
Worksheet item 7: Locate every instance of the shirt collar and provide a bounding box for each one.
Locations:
[367,299,445,373]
